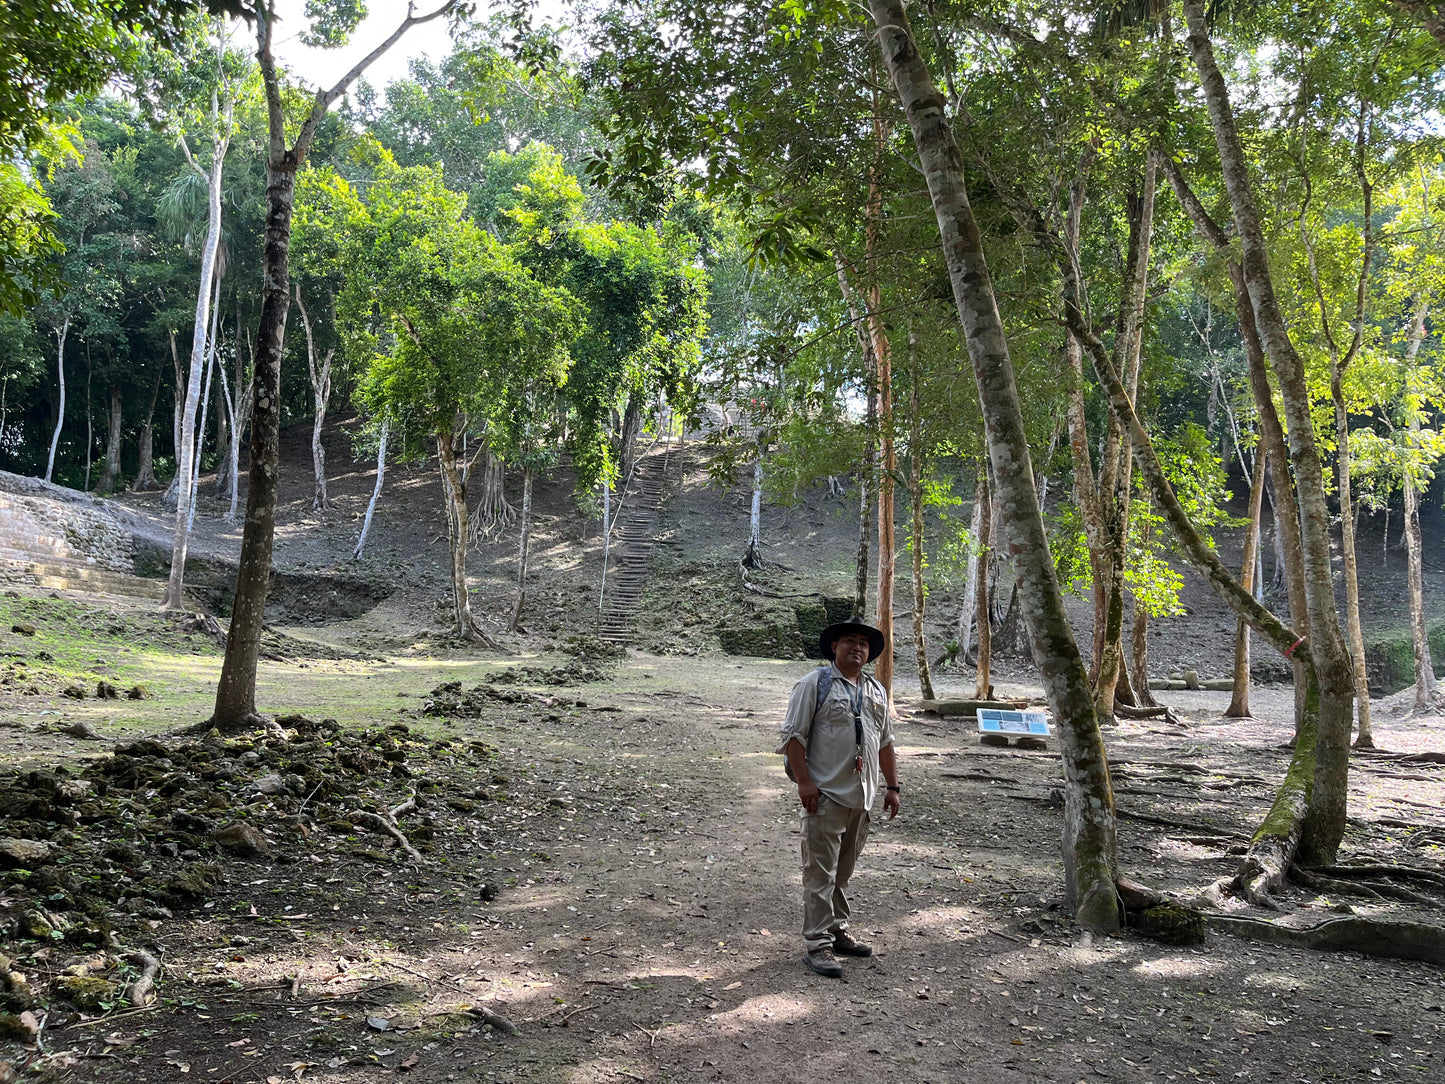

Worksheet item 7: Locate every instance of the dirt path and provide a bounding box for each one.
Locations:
[21,647,1436,1084]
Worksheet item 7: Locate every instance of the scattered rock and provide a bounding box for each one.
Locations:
[95,680,119,699]
[1133,903,1206,946]
[9,624,34,637]
[1182,670,1201,690]
[56,975,121,1011]
[253,774,289,796]
[0,1011,38,1043]
[213,822,271,857]
[61,684,87,699]
[60,720,101,740]
[0,839,55,867]
[126,684,152,700]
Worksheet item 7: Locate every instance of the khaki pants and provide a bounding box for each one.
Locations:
[800,794,870,952]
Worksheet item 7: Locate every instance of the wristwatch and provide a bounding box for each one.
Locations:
[886,784,901,793]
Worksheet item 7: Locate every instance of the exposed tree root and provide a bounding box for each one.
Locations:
[1119,877,1445,965]
[465,1005,519,1034]
[352,793,423,863]
[1112,702,1183,726]
[175,613,227,648]
[737,563,819,599]
[462,619,503,651]
[125,948,161,1007]
[1306,862,1445,888]
[1206,913,1445,966]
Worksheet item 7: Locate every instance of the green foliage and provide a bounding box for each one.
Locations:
[0,1,237,157]
[0,127,81,314]
[1125,423,1245,618]
[322,143,583,461]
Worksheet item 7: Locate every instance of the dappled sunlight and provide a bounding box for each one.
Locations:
[1131,955,1226,981]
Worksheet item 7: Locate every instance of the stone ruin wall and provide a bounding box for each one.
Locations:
[0,471,136,573]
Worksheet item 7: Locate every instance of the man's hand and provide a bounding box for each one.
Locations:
[797,777,820,815]
[883,788,900,820]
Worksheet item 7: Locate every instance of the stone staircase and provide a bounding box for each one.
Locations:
[597,450,673,646]
[0,484,169,603]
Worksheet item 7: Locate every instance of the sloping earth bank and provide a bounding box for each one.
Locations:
[0,599,1441,1084]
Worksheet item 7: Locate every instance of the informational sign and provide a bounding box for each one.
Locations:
[977,708,1051,737]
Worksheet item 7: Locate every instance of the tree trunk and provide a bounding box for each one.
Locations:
[223,338,252,525]
[294,284,332,513]
[973,470,992,701]
[132,365,164,491]
[436,431,477,638]
[618,394,642,482]
[44,315,68,483]
[836,255,876,622]
[1130,602,1153,707]
[869,0,1120,931]
[354,419,389,560]
[509,465,534,633]
[1094,160,1157,715]
[212,0,453,728]
[957,476,984,661]
[743,437,764,569]
[854,463,871,620]
[907,325,934,700]
[1069,283,1335,903]
[166,137,226,610]
[1226,451,1268,717]
[1059,176,1113,687]
[1333,378,1373,746]
[165,328,183,502]
[211,154,294,723]
[187,328,218,536]
[471,449,515,541]
[1160,153,1314,726]
[83,347,93,491]
[865,110,897,696]
[1402,302,1436,711]
[97,384,122,495]
[1182,0,1356,864]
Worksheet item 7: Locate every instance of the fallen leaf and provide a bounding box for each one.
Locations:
[400,1054,420,1070]
[724,982,741,991]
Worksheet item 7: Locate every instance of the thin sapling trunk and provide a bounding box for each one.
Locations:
[1226,451,1268,717]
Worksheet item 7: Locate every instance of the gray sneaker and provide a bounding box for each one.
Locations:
[804,948,843,978]
[833,932,873,957]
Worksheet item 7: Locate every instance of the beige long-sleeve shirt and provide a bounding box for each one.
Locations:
[776,664,894,810]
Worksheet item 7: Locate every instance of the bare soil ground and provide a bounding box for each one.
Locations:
[1,422,1442,1083]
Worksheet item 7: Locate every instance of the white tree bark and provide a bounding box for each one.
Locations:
[44,315,69,483]
[166,90,232,610]
[354,419,389,560]
[294,284,333,512]
[956,478,984,660]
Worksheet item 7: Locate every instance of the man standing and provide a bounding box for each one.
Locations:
[777,616,901,977]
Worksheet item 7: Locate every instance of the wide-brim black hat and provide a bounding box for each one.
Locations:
[819,616,886,663]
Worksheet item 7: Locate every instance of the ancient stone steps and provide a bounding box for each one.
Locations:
[0,558,168,602]
[597,451,674,646]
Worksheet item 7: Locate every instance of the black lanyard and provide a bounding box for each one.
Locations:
[843,678,865,772]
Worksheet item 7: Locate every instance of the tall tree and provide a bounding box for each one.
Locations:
[1180,0,1358,864]
[212,0,457,729]
[867,0,1121,931]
